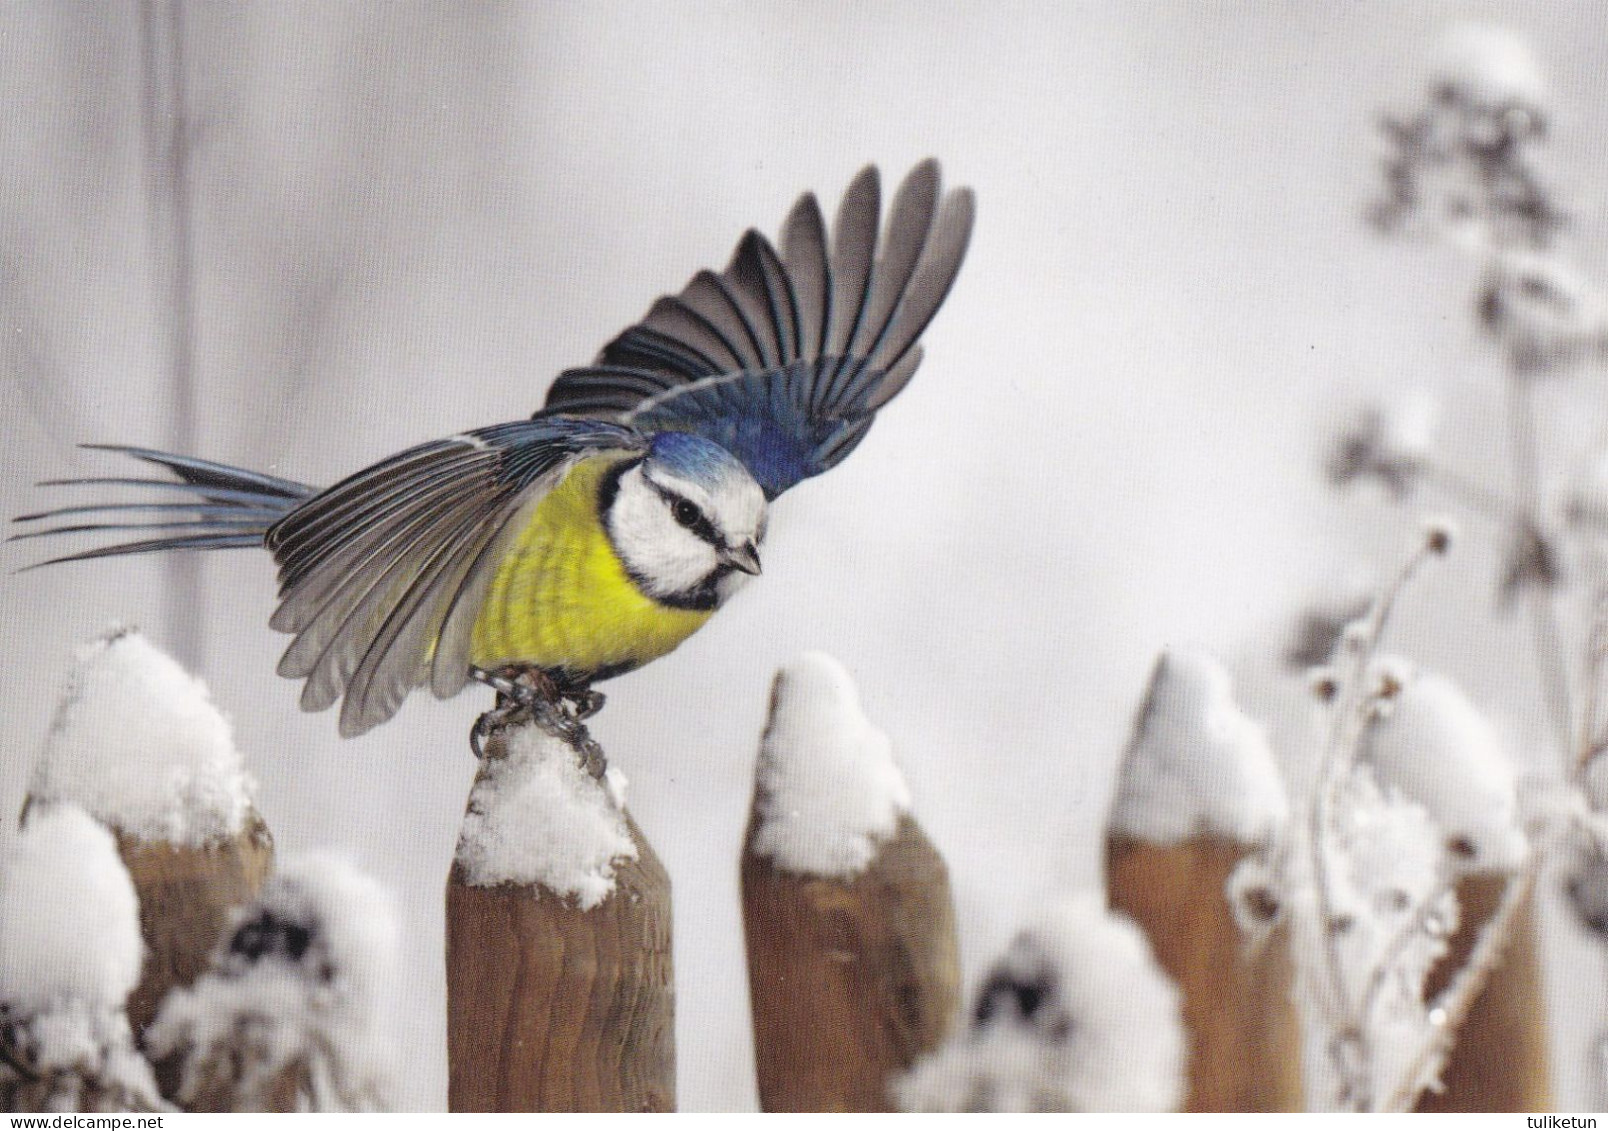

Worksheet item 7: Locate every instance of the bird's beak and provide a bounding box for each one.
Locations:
[722,540,762,576]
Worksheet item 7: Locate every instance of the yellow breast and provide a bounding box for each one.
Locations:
[469,454,714,678]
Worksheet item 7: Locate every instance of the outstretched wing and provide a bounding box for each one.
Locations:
[264,417,645,736]
[540,160,974,499]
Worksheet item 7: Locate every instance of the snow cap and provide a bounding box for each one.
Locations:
[1361,657,1526,873]
[0,803,143,1017]
[30,626,256,845]
[1430,23,1546,110]
[897,895,1185,1112]
[1110,650,1288,846]
[144,852,400,1111]
[454,725,637,907]
[749,652,912,878]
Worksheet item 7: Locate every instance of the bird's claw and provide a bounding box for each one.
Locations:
[468,666,608,777]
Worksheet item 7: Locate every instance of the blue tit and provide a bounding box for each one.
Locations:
[15,161,974,739]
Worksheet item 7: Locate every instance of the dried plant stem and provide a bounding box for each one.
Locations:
[1356,872,1452,1040]
[1571,590,1608,783]
[1380,863,1536,1113]
[1505,377,1575,756]
[1306,537,1439,1108]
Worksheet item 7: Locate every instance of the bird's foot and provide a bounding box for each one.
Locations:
[565,686,607,720]
[468,666,608,777]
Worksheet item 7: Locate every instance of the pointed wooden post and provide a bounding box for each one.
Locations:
[24,628,273,1045]
[1106,835,1301,1110]
[1104,652,1301,1111]
[445,722,674,1112]
[740,653,960,1111]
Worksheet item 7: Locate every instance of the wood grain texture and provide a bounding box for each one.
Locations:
[1105,834,1302,1112]
[115,811,275,1038]
[1415,872,1549,1112]
[445,809,674,1112]
[742,813,960,1112]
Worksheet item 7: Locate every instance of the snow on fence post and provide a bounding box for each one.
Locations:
[23,628,273,1040]
[898,895,1186,1112]
[1359,662,1547,1112]
[0,804,163,1112]
[144,853,400,1111]
[445,720,673,1112]
[1103,651,1302,1112]
[741,653,959,1112]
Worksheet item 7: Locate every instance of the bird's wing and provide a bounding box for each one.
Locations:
[539,160,974,499]
[264,417,646,736]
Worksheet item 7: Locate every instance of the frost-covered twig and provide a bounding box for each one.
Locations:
[742,653,959,1111]
[1305,528,1447,1077]
[1380,860,1536,1112]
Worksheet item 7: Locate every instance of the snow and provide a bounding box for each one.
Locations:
[748,652,911,878]
[454,723,637,907]
[1360,657,1527,873]
[145,852,400,1112]
[30,627,256,846]
[1109,650,1288,847]
[0,804,160,1112]
[896,894,1185,1113]
[0,803,143,1016]
[1430,23,1547,109]
[3,1000,164,1113]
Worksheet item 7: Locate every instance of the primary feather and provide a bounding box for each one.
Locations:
[542,160,975,499]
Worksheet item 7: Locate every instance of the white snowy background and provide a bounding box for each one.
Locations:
[5,1,1608,1110]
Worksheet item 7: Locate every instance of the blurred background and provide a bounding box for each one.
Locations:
[5,1,1608,1110]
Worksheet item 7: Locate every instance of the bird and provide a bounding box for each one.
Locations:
[14,161,975,757]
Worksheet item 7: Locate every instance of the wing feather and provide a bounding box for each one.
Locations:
[540,163,972,497]
[262,418,641,732]
[781,193,831,360]
[850,158,939,361]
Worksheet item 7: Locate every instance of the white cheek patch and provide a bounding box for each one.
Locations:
[608,466,721,599]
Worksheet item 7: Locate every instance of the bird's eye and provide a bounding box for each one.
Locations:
[672,498,702,528]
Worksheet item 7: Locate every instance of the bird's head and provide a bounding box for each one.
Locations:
[603,431,767,610]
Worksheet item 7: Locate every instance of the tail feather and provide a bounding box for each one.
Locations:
[11,445,316,570]
[79,444,311,499]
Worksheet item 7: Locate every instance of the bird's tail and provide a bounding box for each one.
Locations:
[11,445,316,569]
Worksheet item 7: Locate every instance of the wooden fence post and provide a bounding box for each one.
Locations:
[1413,873,1548,1111]
[1106,835,1301,1110]
[24,628,273,1045]
[116,817,275,1037]
[896,896,1186,1112]
[446,720,673,1112]
[143,852,401,1112]
[1104,651,1301,1111]
[741,653,959,1111]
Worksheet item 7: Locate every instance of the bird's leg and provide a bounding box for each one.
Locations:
[468,665,608,778]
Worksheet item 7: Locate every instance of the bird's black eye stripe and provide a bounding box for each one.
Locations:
[645,478,721,545]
